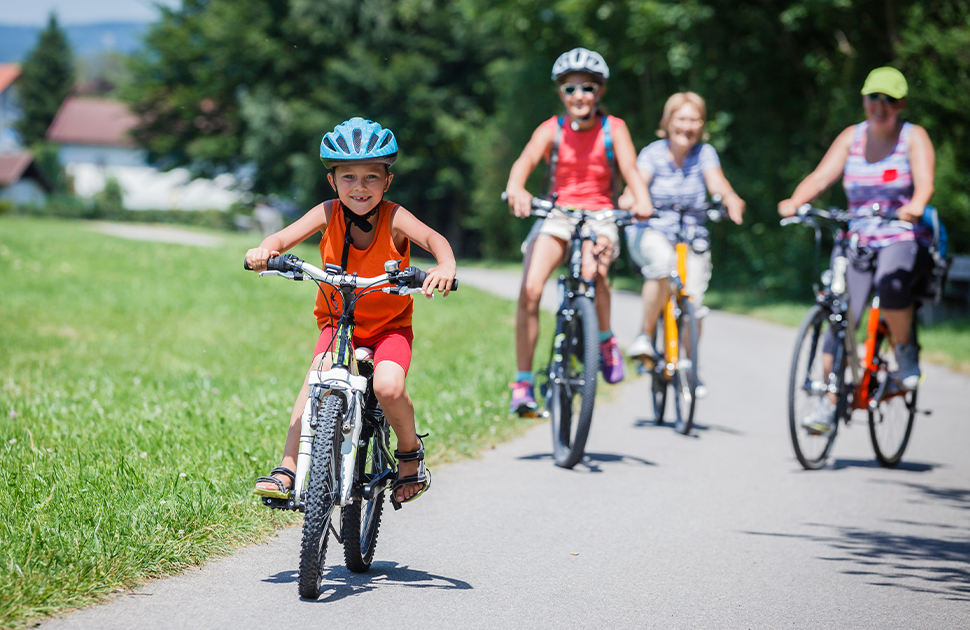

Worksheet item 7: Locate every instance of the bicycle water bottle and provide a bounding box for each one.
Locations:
[831,255,848,294]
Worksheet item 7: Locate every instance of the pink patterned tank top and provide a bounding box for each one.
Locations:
[842,121,929,248]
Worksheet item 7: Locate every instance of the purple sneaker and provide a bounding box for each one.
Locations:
[509,380,538,417]
[600,336,626,384]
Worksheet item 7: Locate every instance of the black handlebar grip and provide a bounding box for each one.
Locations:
[403,267,458,290]
[244,258,252,270]
[266,256,287,272]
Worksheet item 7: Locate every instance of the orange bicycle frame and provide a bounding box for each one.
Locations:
[662,242,691,376]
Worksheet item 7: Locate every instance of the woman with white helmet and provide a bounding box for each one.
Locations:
[505,47,652,416]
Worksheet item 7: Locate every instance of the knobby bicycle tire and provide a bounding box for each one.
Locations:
[299,395,344,599]
[672,298,699,435]
[547,294,599,469]
[868,330,917,467]
[788,305,842,470]
[342,422,387,572]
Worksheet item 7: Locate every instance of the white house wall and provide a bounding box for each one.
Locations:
[0,179,46,206]
[68,163,242,211]
[58,144,148,168]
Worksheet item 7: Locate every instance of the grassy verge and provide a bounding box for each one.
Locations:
[0,217,540,628]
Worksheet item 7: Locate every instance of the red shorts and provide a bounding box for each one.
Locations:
[313,326,414,375]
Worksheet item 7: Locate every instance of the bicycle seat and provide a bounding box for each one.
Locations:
[355,347,375,363]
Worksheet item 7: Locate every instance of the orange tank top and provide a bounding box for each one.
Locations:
[314,199,412,338]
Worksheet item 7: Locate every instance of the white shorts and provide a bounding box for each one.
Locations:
[521,209,620,261]
[627,228,712,307]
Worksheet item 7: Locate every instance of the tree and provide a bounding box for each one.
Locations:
[15,14,75,146]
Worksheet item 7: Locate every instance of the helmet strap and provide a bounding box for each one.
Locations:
[570,104,599,131]
[340,204,379,271]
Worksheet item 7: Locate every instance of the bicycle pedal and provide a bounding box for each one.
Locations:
[261,496,305,512]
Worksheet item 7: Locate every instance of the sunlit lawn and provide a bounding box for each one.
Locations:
[0,217,543,628]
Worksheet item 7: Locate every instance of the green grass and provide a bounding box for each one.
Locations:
[0,217,540,628]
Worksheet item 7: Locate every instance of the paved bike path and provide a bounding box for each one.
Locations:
[42,269,970,629]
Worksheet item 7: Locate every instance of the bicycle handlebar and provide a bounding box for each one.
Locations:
[501,191,636,225]
[245,254,458,292]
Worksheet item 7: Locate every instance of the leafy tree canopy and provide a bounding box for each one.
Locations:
[125,0,970,292]
[15,14,75,147]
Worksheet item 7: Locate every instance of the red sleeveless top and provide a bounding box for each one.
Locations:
[315,199,412,338]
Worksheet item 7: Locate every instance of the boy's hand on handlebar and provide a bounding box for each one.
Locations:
[246,247,281,272]
[506,189,534,218]
[422,263,457,298]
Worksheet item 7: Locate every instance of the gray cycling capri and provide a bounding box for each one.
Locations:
[822,239,931,355]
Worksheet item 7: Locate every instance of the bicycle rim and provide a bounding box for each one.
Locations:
[548,294,598,468]
[788,306,841,470]
[868,332,917,467]
[672,299,698,435]
[299,395,344,599]
[342,424,387,572]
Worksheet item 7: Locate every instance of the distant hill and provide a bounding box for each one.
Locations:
[0,22,148,63]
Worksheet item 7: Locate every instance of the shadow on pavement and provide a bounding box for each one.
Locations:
[743,482,970,602]
[631,417,745,437]
[518,452,656,473]
[265,562,473,603]
[830,458,937,472]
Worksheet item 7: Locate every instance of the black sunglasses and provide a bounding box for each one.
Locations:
[560,83,598,95]
[865,93,899,105]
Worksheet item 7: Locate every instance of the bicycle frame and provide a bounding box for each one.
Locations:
[256,257,425,509]
[784,207,909,418]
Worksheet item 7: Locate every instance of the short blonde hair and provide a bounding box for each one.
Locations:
[656,92,709,141]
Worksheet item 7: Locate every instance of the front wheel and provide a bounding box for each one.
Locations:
[788,305,844,470]
[868,330,917,467]
[671,298,699,435]
[547,294,599,469]
[299,395,344,599]
[342,422,388,572]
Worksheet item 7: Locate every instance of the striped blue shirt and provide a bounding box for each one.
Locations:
[630,140,720,243]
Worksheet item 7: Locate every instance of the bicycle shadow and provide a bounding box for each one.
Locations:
[829,458,937,472]
[631,417,745,437]
[264,561,473,603]
[518,451,656,473]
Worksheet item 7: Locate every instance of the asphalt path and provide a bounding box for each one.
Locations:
[42,266,970,629]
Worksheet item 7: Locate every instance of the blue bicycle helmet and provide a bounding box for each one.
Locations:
[320,117,398,168]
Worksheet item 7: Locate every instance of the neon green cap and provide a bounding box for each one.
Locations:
[861,67,908,99]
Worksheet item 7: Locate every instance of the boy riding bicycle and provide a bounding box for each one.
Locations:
[246,118,457,506]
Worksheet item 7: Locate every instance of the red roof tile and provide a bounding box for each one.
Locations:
[0,152,33,186]
[0,64,19,95]
[46,97,140,147]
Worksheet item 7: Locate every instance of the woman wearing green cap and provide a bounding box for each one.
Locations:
[778,66,935,433]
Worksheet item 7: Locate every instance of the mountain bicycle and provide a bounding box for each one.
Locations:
[246,254,456,598]
[632,198,727,436]
[782,205,937,469]
[505,192,634,468]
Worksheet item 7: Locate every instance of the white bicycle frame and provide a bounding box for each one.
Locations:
[258,260,425,508]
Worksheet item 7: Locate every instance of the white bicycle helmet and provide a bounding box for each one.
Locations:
[551,48,610,82]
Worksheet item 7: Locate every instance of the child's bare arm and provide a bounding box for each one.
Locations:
[245,201,330,272]
[390,207,457,297]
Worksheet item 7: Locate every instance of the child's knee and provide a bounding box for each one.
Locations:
[372,364,407,402]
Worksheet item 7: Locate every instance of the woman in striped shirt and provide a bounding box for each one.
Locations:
[778,67,934,432]
[620,92,746,398]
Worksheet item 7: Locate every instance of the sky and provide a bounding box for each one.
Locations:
[1,0,182,26]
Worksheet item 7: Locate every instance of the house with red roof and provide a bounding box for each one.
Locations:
[46,96,242,211]
[0,152,53,206]
[0,64,21,153]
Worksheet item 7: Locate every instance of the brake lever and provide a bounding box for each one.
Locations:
[258,270,305,280]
